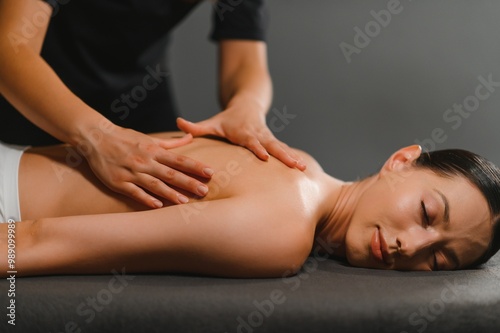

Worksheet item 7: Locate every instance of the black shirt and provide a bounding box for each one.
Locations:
[0,0,268,145]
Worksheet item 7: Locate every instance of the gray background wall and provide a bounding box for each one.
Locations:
[170,0,500,180]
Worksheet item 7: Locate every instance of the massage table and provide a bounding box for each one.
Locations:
[1,251,499,333]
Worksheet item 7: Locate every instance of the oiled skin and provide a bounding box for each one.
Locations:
[1,133,339,278]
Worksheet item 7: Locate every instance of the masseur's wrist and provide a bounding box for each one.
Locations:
[225,93,269,118]
[67,113,117,151]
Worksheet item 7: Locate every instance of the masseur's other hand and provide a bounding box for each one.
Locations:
[177,109,306,171]
[81,125,213,208]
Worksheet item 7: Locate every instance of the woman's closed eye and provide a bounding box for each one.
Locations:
[421,201,431,227]
[431,251,439,271]
[421,201,439,270]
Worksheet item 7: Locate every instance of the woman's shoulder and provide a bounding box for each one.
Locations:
[292,147,325,175]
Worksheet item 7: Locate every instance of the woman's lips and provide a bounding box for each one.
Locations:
[371,228,392,266]
[379,230,391,265]
[371,228,384,263]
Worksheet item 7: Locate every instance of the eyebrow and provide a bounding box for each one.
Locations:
[433,188,450,224]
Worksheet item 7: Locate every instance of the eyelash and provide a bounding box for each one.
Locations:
[420,201,431,227]
[421,201,438,270]
[432,253,438,271]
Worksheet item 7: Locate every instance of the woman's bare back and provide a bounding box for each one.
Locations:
[19,132,327,222]
[3,133,332,277]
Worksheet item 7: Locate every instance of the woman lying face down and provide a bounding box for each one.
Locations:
[0,132,499,277]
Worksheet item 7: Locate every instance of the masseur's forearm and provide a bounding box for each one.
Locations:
[208,41,304,168]
[0,43,109,146]
[220,62,272,116]
[219,40,273,117]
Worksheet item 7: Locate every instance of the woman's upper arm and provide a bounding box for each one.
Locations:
[0,0,52,54]
[25,197,312,277]
[170,197,313,277]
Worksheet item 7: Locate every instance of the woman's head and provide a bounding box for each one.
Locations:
[414,148,500,266]
[344,145,500,271]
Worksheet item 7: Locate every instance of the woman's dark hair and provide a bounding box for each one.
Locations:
[414,149,500,268]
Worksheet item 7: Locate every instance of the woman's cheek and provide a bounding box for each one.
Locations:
[387,192,416,228]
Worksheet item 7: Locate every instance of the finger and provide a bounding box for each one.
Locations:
[141,164,210,199]
[235,134,268,161]
[134,172,198,205]
[263,140,307,171]
[155,133,193,150]
[117,182,166,208]
[156,150,214,179]
[176,117,221,137]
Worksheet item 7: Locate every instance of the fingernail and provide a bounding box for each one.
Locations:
[203,168,214,177]
[153,200,163,208]
[178,195,189,204]
[197,185,208,196]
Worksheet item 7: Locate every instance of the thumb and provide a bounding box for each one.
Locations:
[154,133,193,149]
[176,117,221,137]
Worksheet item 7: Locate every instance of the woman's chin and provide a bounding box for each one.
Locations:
[345,250,364,267]
[346,251,391,270]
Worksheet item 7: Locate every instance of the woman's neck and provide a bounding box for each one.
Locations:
[313,175,376,258]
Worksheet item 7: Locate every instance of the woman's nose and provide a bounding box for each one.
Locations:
[396,228,439,258]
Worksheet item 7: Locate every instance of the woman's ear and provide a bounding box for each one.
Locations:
[380,145,422,174]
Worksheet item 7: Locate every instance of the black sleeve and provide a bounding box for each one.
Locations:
[210,0,269,42]
[40,0,57,10]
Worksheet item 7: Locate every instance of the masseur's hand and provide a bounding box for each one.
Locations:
[80,125,213,208]
[177,106,306,171]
